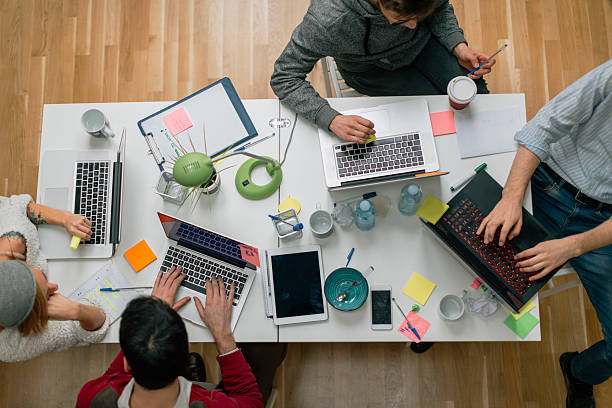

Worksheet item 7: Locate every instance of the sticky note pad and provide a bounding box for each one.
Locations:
[430,110,456,136]
[416,195,449,225]
[163,107,193,136]
[124,240,157,272]
[238,244,260,267]
[365,134,377,144]
[509,300,535,320]
[398,311,431,343]
[504,311,539,339]
[402,272,436,305]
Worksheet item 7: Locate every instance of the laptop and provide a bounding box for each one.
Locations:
[421,170,560,312]
[38,130,126,259]
[155,212,258,331]
[318,100,441,190]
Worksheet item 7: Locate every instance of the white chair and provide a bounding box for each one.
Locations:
[320,56,363,98]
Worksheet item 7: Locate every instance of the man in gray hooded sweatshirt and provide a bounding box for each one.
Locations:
[271,0,495,143]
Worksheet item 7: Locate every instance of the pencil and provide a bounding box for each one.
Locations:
[468,44,508,75]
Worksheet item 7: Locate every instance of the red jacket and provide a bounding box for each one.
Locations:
[76,350,263,408]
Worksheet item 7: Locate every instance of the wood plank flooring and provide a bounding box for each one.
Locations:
[1,0,611,406]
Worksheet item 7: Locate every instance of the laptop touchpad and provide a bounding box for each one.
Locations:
[44,187,70,211]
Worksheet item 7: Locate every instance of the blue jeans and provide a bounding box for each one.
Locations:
[531,164,612,385]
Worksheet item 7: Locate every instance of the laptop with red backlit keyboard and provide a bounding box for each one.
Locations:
[421,171,560,312]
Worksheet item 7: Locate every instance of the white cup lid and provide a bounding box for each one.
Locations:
[448,76,477,102]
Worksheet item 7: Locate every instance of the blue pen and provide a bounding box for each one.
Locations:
[100,286,152,292]
[392,297,421,340]
[468,44,508,76]
[268,214,304,231]
[345,248,355,267]
[234,132,275,152]
[334,192,377,207]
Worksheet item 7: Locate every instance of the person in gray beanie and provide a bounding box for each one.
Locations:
[0,194,109,362]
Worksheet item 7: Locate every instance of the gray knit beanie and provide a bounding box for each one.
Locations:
[0,260,37,328]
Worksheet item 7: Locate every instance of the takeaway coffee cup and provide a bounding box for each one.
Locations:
[81,109,115,138]
[438,294,465,321]
[447,76,477,110]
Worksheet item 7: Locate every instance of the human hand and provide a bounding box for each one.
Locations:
[194,277,236,353]
[477,197,523,246]
[329,115,375,144]
[151,266,191,311]
[452,43,496,79]
[47,293,79,321]
[63,212,92,240]
[516,237,581,281]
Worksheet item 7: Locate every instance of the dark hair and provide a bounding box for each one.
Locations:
[379,0,437,18]
[119,297,189,390]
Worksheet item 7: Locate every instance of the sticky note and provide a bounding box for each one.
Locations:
[509,300,535,320]
[398,311,431,343]
[123,240,157,272]
[416,195,449,225]
[238,244,260,267]
[504,311,539,339]
[163,107,193,136]
[470,277,483,289]
[365,134,376,144]
[430,110,456,136]
[402,272,436,305]
[278,194,301,214]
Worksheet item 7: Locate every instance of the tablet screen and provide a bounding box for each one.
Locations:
[271,251,324,318]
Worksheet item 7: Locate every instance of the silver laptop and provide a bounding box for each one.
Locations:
[38,130,125,259]
[155,212,257,331]
[318,99,441,190]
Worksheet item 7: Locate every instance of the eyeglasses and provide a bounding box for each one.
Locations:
[377,0,417,26]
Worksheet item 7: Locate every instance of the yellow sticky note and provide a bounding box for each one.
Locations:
[279,194,301,214]
[416,195,449,225]
[124,240,157,272]
[402,272,436,306]
[365,134,376,144]
[510,300,535,320]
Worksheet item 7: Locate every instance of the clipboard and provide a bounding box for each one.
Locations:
[137,77,257,172]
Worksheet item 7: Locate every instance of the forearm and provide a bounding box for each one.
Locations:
[502,146,541,203]
[214,333,238,355]
[27,202,69,226]
[77,303,106,331]
[573,218,612,257]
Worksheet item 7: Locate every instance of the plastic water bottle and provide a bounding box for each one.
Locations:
[398,183,423,216]
[354,200,376,231]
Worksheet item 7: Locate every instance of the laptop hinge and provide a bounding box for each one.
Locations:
[339,170,424,188]
[109,162,122,244]
[177,239,247,269]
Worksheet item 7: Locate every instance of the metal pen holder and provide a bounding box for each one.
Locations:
[155,171,188,205]
[271,208,302,240]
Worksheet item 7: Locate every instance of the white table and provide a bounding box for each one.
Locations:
[37,100,281,342]
[276,94,541,342]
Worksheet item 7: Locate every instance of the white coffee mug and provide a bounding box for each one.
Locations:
[438,294,465,321]
[81,109,115,138]
[309,207,334,239]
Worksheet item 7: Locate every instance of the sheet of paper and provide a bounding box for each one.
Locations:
[470,277,483,290]
[398,311,431,343]
[123,240,157,272]
[238,243,260,267]
[454,106,522,158]
[341,108,390,134]
[504,311,539,339]
[69,261,140,324]
[402,272,436,305]
[430,110,456,136]
[508,300,535,320]
[416,195,449,225]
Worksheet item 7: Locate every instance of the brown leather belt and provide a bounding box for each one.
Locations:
[540,163,612,212]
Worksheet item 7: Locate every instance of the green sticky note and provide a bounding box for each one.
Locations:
[504,311,539,339]
[416,195,449,225]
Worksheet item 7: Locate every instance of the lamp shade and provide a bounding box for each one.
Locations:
[173,152,214,187]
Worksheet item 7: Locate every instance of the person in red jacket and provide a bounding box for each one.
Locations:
[76,266,263,408]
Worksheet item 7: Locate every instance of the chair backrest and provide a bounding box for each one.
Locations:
[320,56,363,98]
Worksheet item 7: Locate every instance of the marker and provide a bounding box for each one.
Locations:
[415,170,449,178]
[450,163,487,192]
[392,297,421,340]
[468,44,508,76]
[334,192,377,207]
[233,132,275,152]
[70,235,81,250]
[100,286,153,292]
[345,247,355,267]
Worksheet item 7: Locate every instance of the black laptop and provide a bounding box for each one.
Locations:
[421,171,560,312]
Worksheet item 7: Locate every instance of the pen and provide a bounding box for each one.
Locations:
[345,247,355,267]
[468,44,508,76]
[100,286,153,292]
[268,214,304,231]
[392,297,421,340]
[233,132,276,152]
[450,163,487,192]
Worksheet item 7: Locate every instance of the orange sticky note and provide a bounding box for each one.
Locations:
[430,110,456,136]
[124,240,157,272]
[238,244,260,267]
[163,107,193,136]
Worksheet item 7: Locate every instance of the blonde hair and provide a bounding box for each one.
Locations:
[18,283,49,336]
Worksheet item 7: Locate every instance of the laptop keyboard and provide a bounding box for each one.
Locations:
[74,161,110,245]
[160,245,248,306]
[334,134,424,179]
[441,198,533,296]
[175,223,243,260]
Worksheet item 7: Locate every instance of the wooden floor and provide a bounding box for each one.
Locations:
[1,0,611,406]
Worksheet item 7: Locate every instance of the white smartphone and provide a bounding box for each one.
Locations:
[371,285,392,330]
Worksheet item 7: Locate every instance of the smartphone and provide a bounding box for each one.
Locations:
[371,285,392,330]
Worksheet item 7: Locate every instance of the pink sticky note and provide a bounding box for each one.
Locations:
[238,244,260,267]
[429,110,456,136]
[163,107,193,136]
[397,311,431,343]
[470,277,483,289]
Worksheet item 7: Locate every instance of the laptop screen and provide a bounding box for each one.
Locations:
[157,212,260,268]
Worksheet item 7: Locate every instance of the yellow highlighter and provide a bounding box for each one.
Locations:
[365,134,376,144]
[70,235,81,250]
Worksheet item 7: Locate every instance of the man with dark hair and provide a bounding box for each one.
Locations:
[271,0,496,143]
[76,266,264,407]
